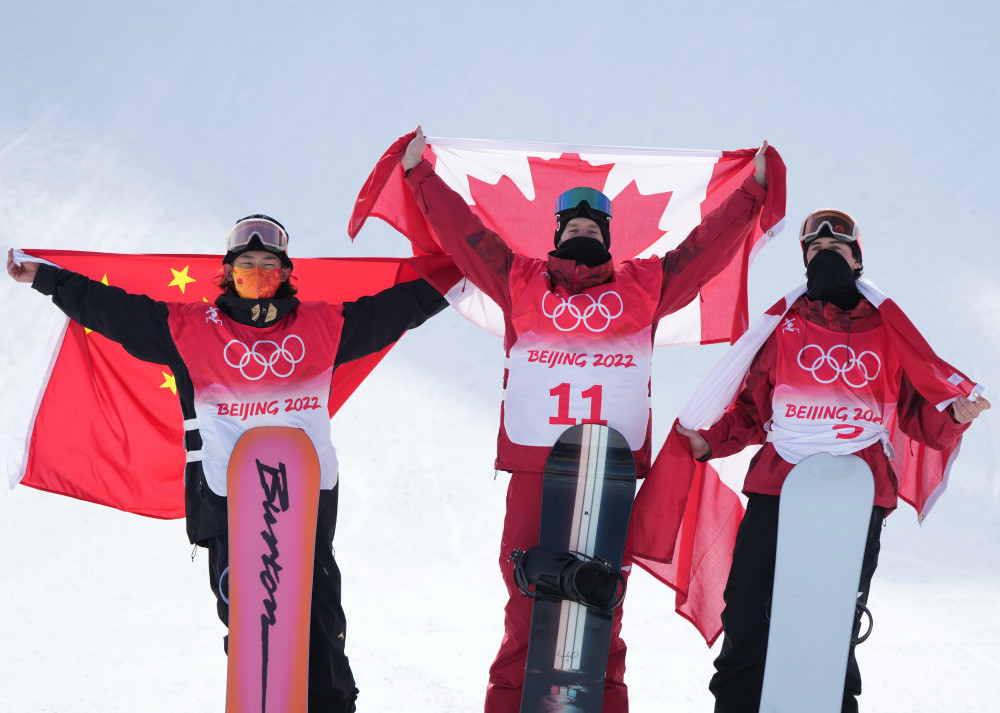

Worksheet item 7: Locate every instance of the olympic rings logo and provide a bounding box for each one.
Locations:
[223,335,306,380]
[541,291,624,333]
[796,344,881,388]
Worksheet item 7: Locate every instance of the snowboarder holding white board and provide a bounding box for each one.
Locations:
[672,209,990,712]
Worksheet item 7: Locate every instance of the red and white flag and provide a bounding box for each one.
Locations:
[7,249,455,519]
[350,131,786,346]
[627,280,985,645]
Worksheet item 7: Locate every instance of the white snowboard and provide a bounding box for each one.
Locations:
[758,453,875,713]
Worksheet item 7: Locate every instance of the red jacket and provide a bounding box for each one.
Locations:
[405,158,768,474]
[700,294,969,509]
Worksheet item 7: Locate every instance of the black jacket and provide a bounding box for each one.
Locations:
[32,263,447,544]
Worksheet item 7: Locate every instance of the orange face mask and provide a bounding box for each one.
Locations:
[232,266,283,299]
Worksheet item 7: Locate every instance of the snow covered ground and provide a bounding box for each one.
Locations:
[2,2,999,711]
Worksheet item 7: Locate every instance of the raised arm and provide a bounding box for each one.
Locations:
[656,141,770,317]
[7,248,39,283]
[401,127,515,310]
[335,277,448,366]
[12,255,181,367]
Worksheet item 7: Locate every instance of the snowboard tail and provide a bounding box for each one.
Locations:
[519,424,637,713]
[226,427,321,713]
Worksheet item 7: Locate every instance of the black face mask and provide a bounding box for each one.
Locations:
[552,236,611,268]
[806,249,860,310]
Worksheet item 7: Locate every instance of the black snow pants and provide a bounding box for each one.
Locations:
[709,493,883,713]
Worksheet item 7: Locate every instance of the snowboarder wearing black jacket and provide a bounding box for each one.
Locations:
[7,215,448,713]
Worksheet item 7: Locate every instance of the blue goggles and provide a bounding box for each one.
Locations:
[554,187,613,218]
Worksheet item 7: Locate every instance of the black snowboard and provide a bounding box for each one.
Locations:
[519,424,637,713]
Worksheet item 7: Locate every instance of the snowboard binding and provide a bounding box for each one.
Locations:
[509,546,626,611]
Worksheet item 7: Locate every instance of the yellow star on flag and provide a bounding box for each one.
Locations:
[159,371,177,396]
[168,265,196,294]
[85,274,110,335]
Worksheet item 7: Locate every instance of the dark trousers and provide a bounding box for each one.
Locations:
[206,494,359,712]
[710,494,883,713]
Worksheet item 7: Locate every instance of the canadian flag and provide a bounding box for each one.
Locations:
[350,131,786,346]
[6,249,455,518]
[628,281,984,645]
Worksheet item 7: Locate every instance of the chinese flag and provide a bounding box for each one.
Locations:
[9,250,450,519]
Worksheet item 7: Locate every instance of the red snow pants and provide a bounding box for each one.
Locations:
[485,470,629,713]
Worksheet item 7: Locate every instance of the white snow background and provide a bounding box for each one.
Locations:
[2,2,998,711]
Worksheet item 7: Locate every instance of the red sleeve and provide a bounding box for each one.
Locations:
[656,174,767,317]
[896,371,970,449]
[404,159,514,311]
[701,335,777,459]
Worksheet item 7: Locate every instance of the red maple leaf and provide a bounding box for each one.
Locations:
[463,154,674,260]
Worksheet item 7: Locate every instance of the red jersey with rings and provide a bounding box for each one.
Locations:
[167,301,345,496]
[497,255,664,473]
[768,310,902,464]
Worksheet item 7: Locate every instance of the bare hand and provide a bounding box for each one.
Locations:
[951,393,991,424]
[676,422,711,460]
[7,248,38,284]
[401,125,426,172]
[753,140,768,188]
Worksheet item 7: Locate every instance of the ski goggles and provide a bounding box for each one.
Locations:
[225,218,289,253]
[555,187,613,218]
[800,209,860,244]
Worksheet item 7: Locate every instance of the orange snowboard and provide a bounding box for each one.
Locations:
[226,427,320,713]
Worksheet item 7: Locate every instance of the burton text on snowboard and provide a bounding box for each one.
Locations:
[226,427,321,713]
